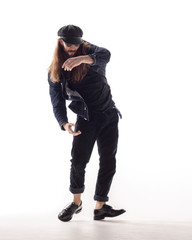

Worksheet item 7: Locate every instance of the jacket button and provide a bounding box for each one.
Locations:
[84,118,87,120]
[84,107,86,110]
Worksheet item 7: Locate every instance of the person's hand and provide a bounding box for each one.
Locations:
[62,56,83,71]
[62,55,94,71]
[63,123,81,136]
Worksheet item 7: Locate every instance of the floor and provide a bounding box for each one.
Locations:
[0,214,192,240]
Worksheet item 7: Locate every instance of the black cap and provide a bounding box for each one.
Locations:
[57,25,83,44]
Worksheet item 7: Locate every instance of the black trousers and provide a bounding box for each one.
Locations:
[69,108,119,202]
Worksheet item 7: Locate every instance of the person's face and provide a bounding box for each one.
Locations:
[62,40,80,57]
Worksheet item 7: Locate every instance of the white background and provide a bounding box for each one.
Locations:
[0,0,192,222]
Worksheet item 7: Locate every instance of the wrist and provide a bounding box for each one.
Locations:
[62,123,68,130]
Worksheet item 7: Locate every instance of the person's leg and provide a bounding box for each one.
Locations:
[58,116,97,222]
[70,116,97,196]
[73,193,82,206]
[93,110,125,220]
[94,109,119,207]
[95,201,106,209]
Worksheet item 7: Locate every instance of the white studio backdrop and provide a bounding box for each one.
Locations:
[0,0,192,222]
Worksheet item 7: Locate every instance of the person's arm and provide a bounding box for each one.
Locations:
[48,73,68,130]
[62,55,94,71]
[62,44,111,75]
[88,44,111,67]
[48,74,82,136]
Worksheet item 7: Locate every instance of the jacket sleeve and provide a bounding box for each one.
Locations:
[48,73,68,130]
[88,44,111,75]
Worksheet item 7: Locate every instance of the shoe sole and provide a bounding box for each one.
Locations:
[94,210,126,221]
[75,208,82,214]
[94,215,105,220]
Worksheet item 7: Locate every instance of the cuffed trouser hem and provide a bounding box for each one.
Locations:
[69,186,85,194]
[94,195,109,202]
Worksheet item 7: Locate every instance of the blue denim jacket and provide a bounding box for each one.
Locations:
[48,43,112,130]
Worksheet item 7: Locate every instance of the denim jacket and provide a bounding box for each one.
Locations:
[48,43,113,130]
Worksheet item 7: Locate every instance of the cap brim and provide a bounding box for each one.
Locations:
[62,37,83,44]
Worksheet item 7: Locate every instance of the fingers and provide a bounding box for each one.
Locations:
[62,57,82,71]
[65,123,82,136]
[62,59,74,71]
[71,130,82,136]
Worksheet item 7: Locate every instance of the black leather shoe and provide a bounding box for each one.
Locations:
[58,202,82,222]
[94,204,126,220]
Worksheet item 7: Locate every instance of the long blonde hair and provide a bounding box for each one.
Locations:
[48,39,90,83]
